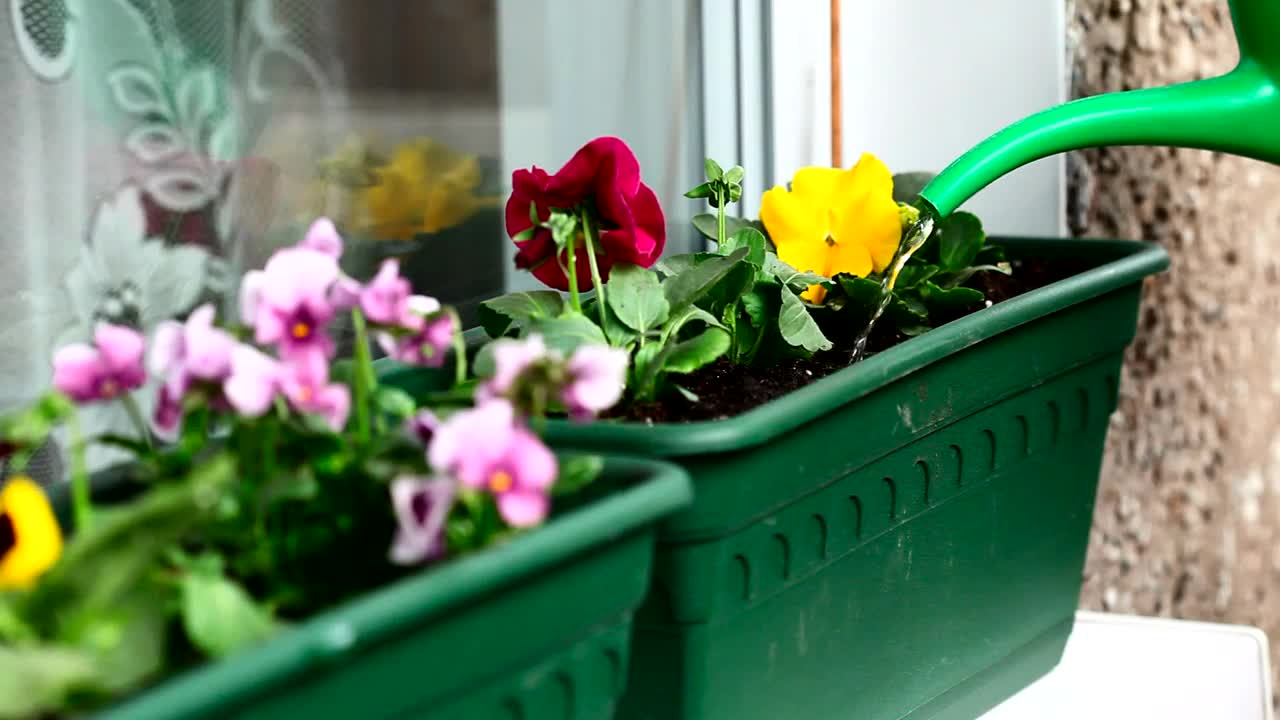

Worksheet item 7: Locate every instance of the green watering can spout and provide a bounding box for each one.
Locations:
[918,0,1280,219]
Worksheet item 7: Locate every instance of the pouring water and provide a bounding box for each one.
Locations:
[851,213,936,362]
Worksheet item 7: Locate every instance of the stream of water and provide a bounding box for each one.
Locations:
[851,213,936,362]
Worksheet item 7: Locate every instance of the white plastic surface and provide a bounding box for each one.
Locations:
[980,611,1274,720]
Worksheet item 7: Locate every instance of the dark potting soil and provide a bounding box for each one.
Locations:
[612,257,1089,423]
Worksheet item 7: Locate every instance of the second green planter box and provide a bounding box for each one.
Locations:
[385,236,1167,720]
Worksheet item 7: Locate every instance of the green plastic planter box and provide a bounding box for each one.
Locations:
[88,456,692,720]
[531,236,1167,720]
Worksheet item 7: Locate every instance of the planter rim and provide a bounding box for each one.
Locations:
[96,455,691,719]
[543,236,1168,456]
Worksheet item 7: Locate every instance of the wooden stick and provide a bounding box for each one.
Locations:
[830,0,842,168]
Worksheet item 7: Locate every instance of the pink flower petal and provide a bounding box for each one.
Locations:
[152,384,183,441]
[94,324,146,388]
[239,270,265,326]
[497,490,549,528]
[508,426,558,491]
[148,320,185,377]
[52,344,103,402]
[223,345,280,417]
[563,344,628,417]
[299,217,344,258]
[487,335,550,396]
[389,475,455,565]
[427,399,516,487]
[316,383,350,431]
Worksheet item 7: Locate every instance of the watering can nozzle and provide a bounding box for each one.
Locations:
[918,0,1280,219]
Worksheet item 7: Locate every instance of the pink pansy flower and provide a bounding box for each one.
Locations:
[360,259,413,326]
[148,303,237,438]
[223,345,282,418]
[278,353,351,432]
[297,217,344,258]
[562,344,629,420]
[377,296,456,367]
[482,335,628,420]
[53,324,147,404]
[482,335,551,399]
[389,475,456,565]
[427,399,557,528]
[239,247,340,361]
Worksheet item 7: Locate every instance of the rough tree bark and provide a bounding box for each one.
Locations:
[1069,0,1280,696]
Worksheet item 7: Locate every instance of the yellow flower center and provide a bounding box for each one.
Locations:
[0,476,63,591]
[291,322,312,340]
[488,470,514,494]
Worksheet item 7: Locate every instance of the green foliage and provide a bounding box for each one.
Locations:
[477,291,565,338]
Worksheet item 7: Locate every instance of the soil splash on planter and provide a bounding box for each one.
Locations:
[612,257,1089,423]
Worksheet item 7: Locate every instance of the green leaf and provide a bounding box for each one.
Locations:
[607,263,670,333]
[599,300,641,347]
[720,227,767,268]
[892,171,936,204]
[777,287,833,352]
[553,454,604,497]
[62,586,169,693]
[530,313,608,356]
[664,328,731,374]
[473,341,498,378]
[691,213,761,242]
[702,262,756,317]
[918,281,986,313]
[704,158,724,181]
[375,386,418,423]
[935,211,985,271]
[895,264,939,290]
[654,252,715,277]
[479,291,565,337]
[662,247,750,314]
[180,560,278,659]
[684,182,714,200]
[728,185,742,202]
[631,343,664,391]
[0,644,101,718]
[724,166,745,185]
[764,252,828,290]
[740,288,769,328]
[975,242,1008,265]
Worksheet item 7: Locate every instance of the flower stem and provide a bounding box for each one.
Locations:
[351,309,375,445]
[67,410,92,531]
[716,187,727,245]
[564,228,582,313]
[579,209,608,328]
[449,308,467,386]
[120,393,152,450]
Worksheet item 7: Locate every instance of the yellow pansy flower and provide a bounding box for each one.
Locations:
[0,476,63,590]
[760,153,902,302]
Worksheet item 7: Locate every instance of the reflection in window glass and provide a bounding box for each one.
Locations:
[0,0,705,478]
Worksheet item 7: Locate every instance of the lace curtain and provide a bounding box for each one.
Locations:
[1,0,347,478]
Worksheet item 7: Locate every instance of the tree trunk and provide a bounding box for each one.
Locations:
[1069,0,1280,699]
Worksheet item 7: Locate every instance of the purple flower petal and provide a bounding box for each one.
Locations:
[315,383,350,431]
[239,270,265,326]
[408,409,439,444]
[389,475,456,565]
[330,276,362,311]
[152,384,183,441]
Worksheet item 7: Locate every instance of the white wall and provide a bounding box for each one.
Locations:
[497,0,702,290]
[771,0,1068,236]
